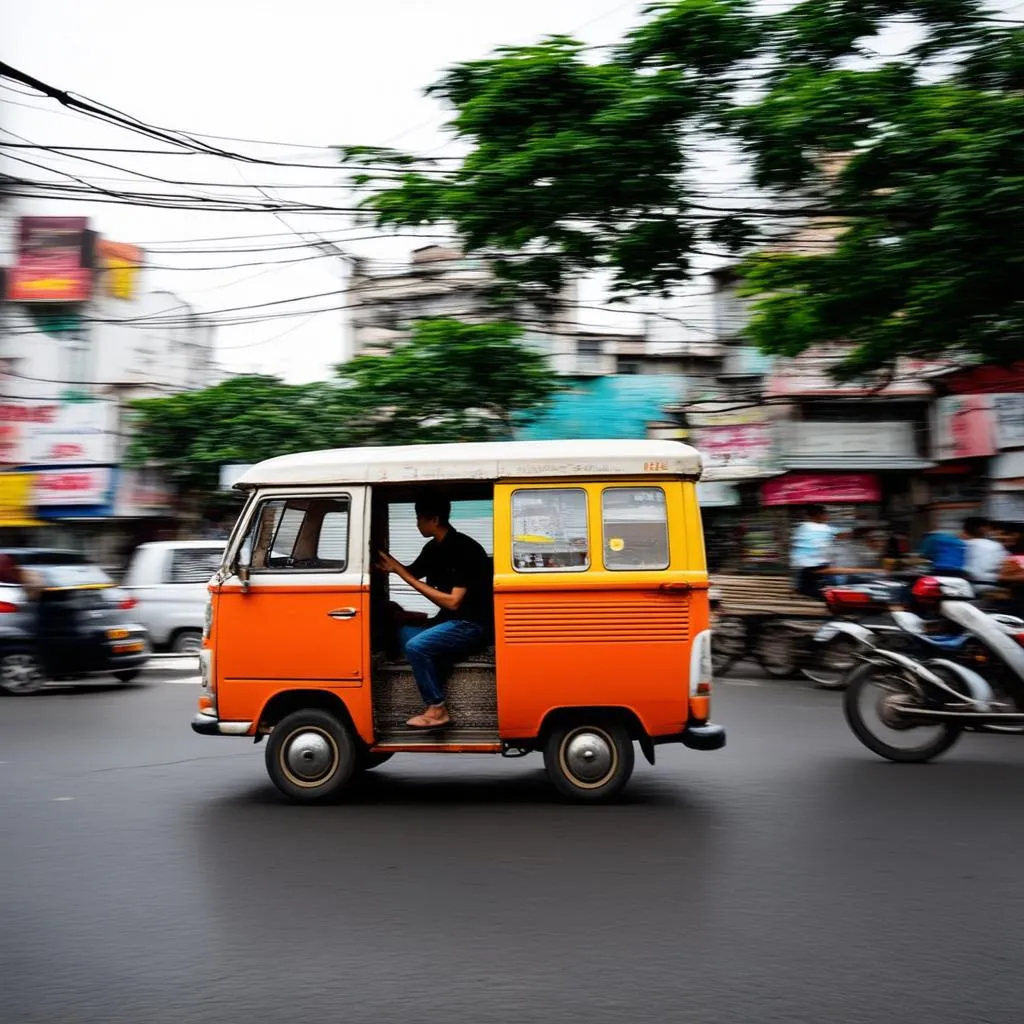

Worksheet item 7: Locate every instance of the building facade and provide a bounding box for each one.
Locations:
[0,214,216,567]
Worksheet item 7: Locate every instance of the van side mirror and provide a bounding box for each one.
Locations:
[236,562,251,589]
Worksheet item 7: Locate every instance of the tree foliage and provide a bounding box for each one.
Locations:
[338,318,559,444]
[126,319,558,499]
[341,0,1024,375]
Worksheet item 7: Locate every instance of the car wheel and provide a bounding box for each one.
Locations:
[114,670,141,684]
[170,629,202,655]
[0,650,46,695]
[543,720,635,802]
[265,709,357,803]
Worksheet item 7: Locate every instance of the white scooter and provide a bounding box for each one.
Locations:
[841,575,1024,762]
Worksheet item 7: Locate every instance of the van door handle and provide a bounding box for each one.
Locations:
[327,608,358,620]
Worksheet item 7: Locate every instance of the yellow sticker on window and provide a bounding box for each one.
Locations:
[609,537,625,552]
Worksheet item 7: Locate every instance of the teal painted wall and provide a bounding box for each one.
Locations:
[517,375,687,440]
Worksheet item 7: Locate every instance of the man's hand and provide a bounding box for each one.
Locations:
[376,551,404,575]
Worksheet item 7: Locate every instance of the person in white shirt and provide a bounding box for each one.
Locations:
[963,516,1008,587]
[790,505,836,598]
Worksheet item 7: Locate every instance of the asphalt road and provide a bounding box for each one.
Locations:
[3,666,1024,1024]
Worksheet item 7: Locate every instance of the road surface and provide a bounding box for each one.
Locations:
[2,667,1024,1024]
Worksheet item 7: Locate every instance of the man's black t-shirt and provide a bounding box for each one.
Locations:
[408,528,493,633]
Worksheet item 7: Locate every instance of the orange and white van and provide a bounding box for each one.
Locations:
[192,439,723,802]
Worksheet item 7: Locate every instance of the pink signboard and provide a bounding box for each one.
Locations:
[931,394,997,460]
[693,423,775,474]
[761,473,881,506]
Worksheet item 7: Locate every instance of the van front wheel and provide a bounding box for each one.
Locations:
[544,721,634,802]
[265,709,356,803]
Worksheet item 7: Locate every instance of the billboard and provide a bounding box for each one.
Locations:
[98,240,144,300]
[931,394,997,460]
[34,467,114,507]
[0,400,118,466]
[692,422,777,480]
[5,217,92,302]
[762,473,881,506]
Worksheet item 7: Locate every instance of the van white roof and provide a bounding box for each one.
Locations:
[236,440,702,488]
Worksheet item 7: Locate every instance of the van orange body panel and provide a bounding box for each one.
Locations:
[213,583,374,742]
[493,585,709,738]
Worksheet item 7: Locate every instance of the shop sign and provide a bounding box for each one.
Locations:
[762,473,881,506]
[990,450,1024,482]
[0,400,118,465]
[0,473,41,527]
[34,467,113,507]
[114,468,174,517]
[931,394,997,460]
[687,405,768,428]
[5,216,92,302]
[98,240,144,300]
[693,423,776,479]
[781,421,917,460]
[766,347,943,398]
[697,482,740,508]
[993,394,1024,450]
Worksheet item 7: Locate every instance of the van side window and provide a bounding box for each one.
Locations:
[241,496,350,572]
[167,548,223,584]
[601,487,670,570]
[511,488,589,572]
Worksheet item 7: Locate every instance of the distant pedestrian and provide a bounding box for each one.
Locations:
[919,527,967,574]
[963,516,1008,589]
[790,505,835,599]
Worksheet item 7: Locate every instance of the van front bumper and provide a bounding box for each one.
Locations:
[191,710,252,736]
[677,721,726,751]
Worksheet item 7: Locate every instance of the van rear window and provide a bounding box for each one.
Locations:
[601,487,670,570]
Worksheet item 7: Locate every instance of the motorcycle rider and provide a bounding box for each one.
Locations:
[964,516,1009,592]
[790,505,836,599]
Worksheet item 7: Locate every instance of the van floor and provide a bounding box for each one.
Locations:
[371,646,500,744]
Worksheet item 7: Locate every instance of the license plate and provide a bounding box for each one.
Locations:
[108,628,130,640]
[814,624,839,642]
[114,641,145,654]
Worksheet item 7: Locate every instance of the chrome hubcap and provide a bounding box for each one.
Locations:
[282,728,337,785]
[2,654,43,692]
[562,729,615,786]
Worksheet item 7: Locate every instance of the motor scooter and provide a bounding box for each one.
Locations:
[841,575,1024,762]
[804,575,1023,689]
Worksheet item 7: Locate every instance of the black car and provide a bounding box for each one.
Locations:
[0,548,150,695]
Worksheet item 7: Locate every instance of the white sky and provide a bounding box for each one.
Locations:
[3,0,689,383]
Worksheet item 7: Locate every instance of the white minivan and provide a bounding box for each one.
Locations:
[121,540,225,654]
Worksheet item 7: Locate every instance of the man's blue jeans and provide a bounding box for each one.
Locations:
[399,619,486,706]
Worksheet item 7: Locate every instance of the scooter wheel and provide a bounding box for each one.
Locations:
[843,661,962,763]
[802,634,858,690]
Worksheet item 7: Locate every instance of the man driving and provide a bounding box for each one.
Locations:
[376,495,492,730]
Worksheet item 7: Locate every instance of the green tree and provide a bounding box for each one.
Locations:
[338,318,559,444]
[125,375,361,505]
[126,320,559,510]
[342,0,1024,375]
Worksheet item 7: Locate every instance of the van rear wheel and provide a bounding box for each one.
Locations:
[543,721,634,802]
[265,709,356,803]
